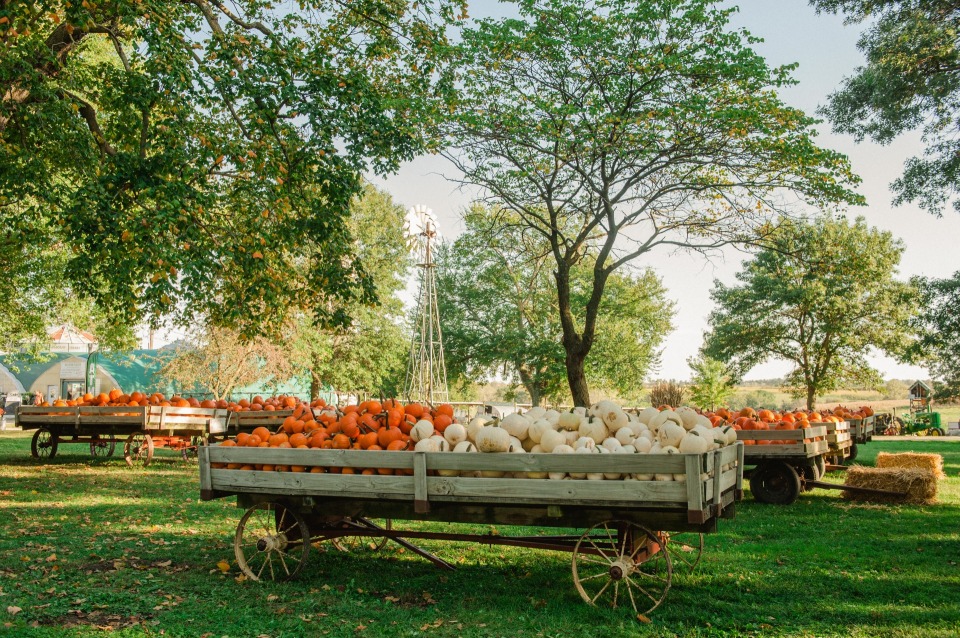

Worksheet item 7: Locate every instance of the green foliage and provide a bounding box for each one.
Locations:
[812,0,960,215]
[447,0,863,404]
[648,381,686,409]
[0,1,462,338]
[686,356,735,411]
[435,205,673,406]
[703,215,917,408]
[908,272,960,399]
[288,184,412,398]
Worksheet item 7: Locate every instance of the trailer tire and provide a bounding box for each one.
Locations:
[814,455,826,478]
[31,428,58,460]
[749,462,800,505]
[845,442,858,463]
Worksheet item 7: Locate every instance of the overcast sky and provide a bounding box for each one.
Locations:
[369,0,960,383]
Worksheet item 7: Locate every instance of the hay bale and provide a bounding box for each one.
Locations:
[843,466,938,504]
[875,452,945,479]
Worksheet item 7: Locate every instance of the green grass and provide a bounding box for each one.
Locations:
[1,433,958,637]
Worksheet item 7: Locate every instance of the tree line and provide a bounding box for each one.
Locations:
[2,1,959,407]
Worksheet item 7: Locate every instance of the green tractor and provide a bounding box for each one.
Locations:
[878,381,947,436]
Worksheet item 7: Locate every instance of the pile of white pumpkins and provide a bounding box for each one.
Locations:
[409,400,739,481]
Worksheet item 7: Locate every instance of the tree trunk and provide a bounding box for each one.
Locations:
[310,370,320,402]
[517,365,543,407]
[565,350,590,407]
[806,385,816,411]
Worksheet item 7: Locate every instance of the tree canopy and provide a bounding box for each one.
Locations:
[445,0,863,405]
[435,205,673,406]
[702,215,916,408]
[908,272,960,399]
[686,355,735,411]
[1,0,462,340]
[812,0,960,215]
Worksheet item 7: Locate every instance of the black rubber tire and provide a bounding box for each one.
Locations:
[814,455,826,478]
[749,462,801,505]
[928,428,943,437]
[846,442,859,463]
[31,428,59,459]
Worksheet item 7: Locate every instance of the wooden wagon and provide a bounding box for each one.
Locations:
[199,443,744,618]
[737,425,829,505]
[17,405,228,466]
[225,409,295,439]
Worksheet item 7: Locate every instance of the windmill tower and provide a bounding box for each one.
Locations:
[404,205,449,404]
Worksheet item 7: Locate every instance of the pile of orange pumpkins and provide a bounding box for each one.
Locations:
[701,405,874,445]
[213,399,454,474]
[48,390,320,412]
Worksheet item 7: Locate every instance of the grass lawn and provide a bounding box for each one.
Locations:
[1,432,958,637]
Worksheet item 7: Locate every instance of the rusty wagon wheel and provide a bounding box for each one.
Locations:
[124,432,154,467]
[331,518,393,552]
[234,502,310,582]
[572,520,672,619]
[660,531,703,572]
[90,434,116,459]
[182,435,207,460]
[31,427,59,460]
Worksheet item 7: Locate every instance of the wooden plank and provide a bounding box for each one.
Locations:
[684,454,703,514]
[199,446,212,494]
[712,448,723,515]
[414,453,429,513]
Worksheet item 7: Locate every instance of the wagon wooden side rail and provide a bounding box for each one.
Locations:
[199,443,744,619]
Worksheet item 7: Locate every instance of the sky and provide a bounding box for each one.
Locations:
[368,0,960,383]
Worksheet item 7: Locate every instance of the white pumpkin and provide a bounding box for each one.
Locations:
[500,413,530,441]
[563,430,580,446]
[475,425,512,453]
[608,445,635,479]
[443,423,467,447]
[557,410,582,431]
[466,416,492,442]
[601,437,622,452]
[650,409,683,431]
[695,414,714,429]
[539,428,566,453]
[632,438,653,454]
[579,417,609,444]
[524,406,546,421]
[657,421,686,448]
[615,427,636,446]
[529,444,544,453]
[429,434,451,452]
[633,472,655,481]
[527,419,554,444]
[678,430,710,454]
[414,438,440,453]
[573,436,597,451]
[453,441,477,453]
[520,437,537,452]
[718,425,738,445]
[636,407,660,425]
[410,419,435,442]
[543,409,561,425]
[676,406,700,430]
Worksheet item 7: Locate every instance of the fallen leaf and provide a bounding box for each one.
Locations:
[216,560,230,573]
[266,595,278,602]
[636,614,651,624]
[7,607,21,616]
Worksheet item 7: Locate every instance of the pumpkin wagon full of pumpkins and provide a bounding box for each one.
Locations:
[17,391,228,466]
[199,401,745,619]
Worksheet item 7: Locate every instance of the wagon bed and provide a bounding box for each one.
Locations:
[199,443,743,618]
[737,425,830,505]
[17,405,227,465]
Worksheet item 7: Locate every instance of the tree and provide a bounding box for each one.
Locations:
[812,0,960,216]
[435,205,673,406]
[1,1,462,337]
[288,184,412,399]
[908,272,960,399]
[159,325,296,400]
[445,0,863,406]
[686,356,735,411]
[702,216,916,409]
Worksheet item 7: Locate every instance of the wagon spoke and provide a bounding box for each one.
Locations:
[624,574,660,605]
[277,508,288,534]
[577,553,611,567]
[625,576,639,614]
[267,552,275,581]
[577,572,609,582]
[587,537,614,563]
[613,581,620,609]
[590,579,612,604]
[277,550,292,576]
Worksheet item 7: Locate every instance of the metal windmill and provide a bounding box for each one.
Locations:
[403,205,449,404]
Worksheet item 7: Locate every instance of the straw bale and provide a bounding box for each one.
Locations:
[843,466,938,504]
[875,452,945,479]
